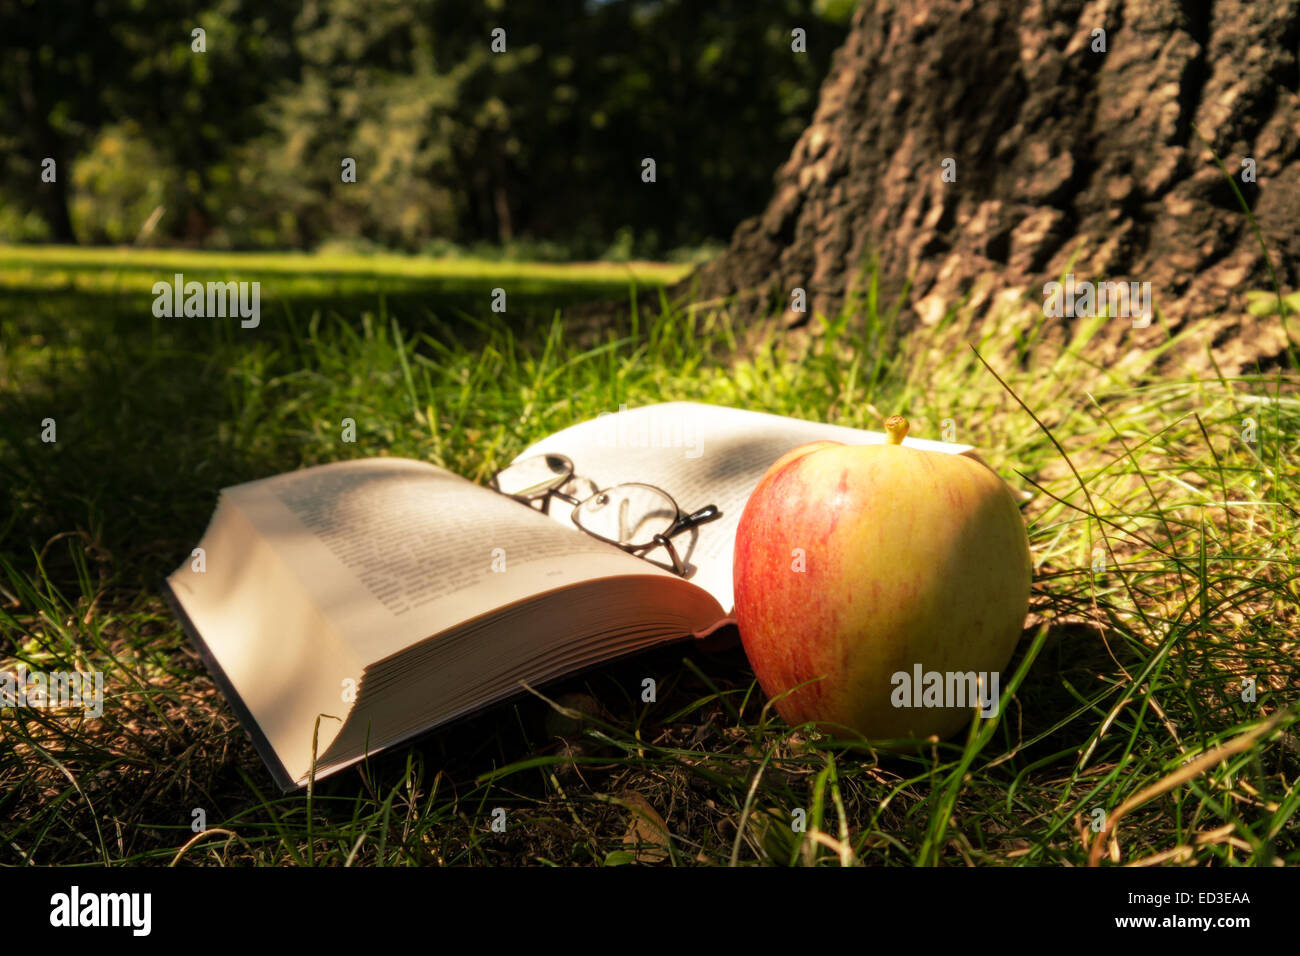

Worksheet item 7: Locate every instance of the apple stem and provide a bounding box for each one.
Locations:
[885,415,909,445]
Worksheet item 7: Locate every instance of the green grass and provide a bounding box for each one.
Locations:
[0,246,1296,866]
[0,245,687,338]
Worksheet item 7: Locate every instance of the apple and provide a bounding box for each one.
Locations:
[733,416,1031,741]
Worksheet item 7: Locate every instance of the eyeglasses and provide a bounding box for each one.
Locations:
[491,454,721,576]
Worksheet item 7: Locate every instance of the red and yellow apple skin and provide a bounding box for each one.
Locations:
[732,420,1032,740]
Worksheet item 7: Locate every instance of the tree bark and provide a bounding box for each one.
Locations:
[683,0,1300,374]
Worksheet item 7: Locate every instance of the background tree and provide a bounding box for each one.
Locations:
[0,0,132,241]
[0,0,850,255]
[686,0,1299,374]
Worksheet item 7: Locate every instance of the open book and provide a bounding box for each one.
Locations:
[163,402,987,790]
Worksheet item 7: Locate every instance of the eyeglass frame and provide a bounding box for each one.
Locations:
[489,453,721,577]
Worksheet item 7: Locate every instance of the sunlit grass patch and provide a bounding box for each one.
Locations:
[0,252,1295,866]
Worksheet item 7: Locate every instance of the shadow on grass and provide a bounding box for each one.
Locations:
[0,273,649,593]
[0,270,700,862]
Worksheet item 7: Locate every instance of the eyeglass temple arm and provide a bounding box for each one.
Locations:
[654,506,723,574]
[650,533,686,576]
[665,504,721,538]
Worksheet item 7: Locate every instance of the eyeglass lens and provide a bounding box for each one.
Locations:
[572,484,677,547]
[492,454,572,499]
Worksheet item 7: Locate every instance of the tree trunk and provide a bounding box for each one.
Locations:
[683,0,1299,374]
[14,48,77,244]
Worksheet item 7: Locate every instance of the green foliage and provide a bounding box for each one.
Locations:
[69,122,179,244]
[0,0,849,253]
[0,205,51,243]
[814,0,860,23]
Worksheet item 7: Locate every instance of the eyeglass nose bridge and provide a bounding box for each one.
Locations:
[552,474,599,508]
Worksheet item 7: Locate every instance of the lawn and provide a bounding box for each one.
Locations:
[0,245,1296,866]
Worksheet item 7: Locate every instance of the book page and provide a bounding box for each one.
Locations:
[168,456,726,787]
[166,497,362,789]
[517,403,983,610]
[221,457,683,662]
